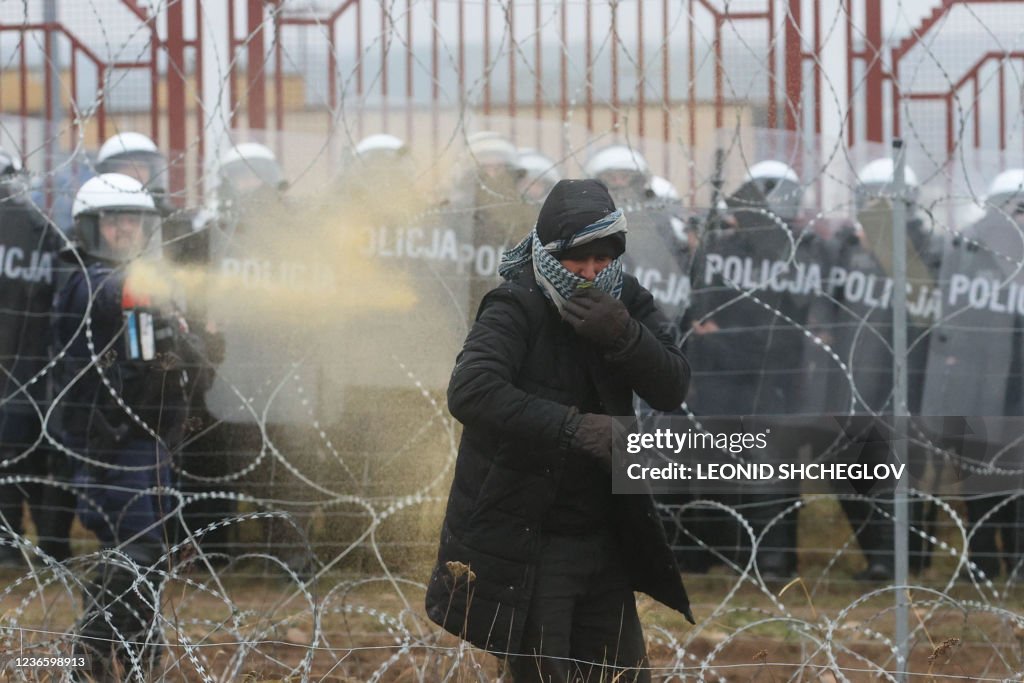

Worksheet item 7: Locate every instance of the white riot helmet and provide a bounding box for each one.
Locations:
[347,133,413,181]
[984,169,1024,214]
[735,160,802,222]
[467,131,517,166]
[0,146,27,198]
[217,142,286,205]
[649,175,680,201]
[464,131,520,181]
[584,145,651,202]
[515,149,562,202]
[855,157,920,211]
[96,132,169,201]
[72,173,162,262]
[0,146,22,177]
[355,133,408,160]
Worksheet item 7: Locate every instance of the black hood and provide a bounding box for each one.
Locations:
[535,178,625,256]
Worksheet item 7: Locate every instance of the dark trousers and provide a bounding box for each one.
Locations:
[70,438,173,680]
[507,533,649,683]
[0,412,74,561]
[74,541,165,681]
[832,418,896,572]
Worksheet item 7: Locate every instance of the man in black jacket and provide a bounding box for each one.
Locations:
[425,179,693,683]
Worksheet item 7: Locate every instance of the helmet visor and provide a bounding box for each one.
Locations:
[221,158,285,196]
[92,210,163,262]
[97,150,168,193]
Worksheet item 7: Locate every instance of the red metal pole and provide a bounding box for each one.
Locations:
[407,0,414,103]
[484,0,491,115]
[684,0,690,151]
[509,0,517,131]
[767,0,777,128]
[382,7,390,130]
[433,0,439,150]
[687,0,695,197]
[228,0,238,128]
[784,0,801,131]
[19,36,27,153]
[586,0,593,132]
[560,0,567,130]
[891,58,901,137]
[328,27,337,167]
[998,59,1006,150]
[714,17,723,129]
[610,0,619,131]
[355,2,363,140]
[407,0,414,144]
[167,0,188,202]
[43,25,54,213]
[150,21,160,145]
[865,0,884,142]
[535,0,543,146]
[637,0,645,140]
[946,93,954,155]
[196,0,205,190]
[458,0,465,109]
[69,49,78,151]
[356,0,363,97]
[813,0,821,135]
[44,26,53,129]
[329,33,337,121]
[973,75,980,148]
[98,67,107,143]
[274,13,284,160]
[846,4,855,147]
[245,0,266,133]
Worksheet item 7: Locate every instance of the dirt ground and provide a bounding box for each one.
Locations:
[1,563,1021,682]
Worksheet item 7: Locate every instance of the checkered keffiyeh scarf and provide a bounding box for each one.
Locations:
[498,209,628,313]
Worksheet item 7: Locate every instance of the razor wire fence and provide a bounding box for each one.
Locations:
[0,0,1024,680]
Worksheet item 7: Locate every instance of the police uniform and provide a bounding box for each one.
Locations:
[0,171,70,564]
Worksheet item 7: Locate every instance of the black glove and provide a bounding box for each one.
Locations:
[562,410,614,469]
[561,287,636,349]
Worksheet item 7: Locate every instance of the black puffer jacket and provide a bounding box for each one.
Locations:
[425,268,693,654]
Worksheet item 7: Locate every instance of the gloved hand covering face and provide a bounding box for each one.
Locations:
[560,287,636,349]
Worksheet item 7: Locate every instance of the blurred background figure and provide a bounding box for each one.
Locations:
[338,134,420,225]
[213,142,288,230]
[55,173,204,678]
[921,167,1024,582]
[730,160,803,225]
[811,157,941,581]
[687,159,833,580]
[95,132,171,214]
[200,142,323,577]
[515,148,562,205]
[454,131,535,315]
[584,146,688,324]
[584,143,653,208]
[0,146,71,566]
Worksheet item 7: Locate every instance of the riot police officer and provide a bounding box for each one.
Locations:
[96,132,171,211]
[55,173,202,678]
[515,148,562,204]
[201,143,328,576]
[921,168,1024,581]
[0,147,69,565]
[812,157,942,580]
[688,159,834,580]
[584,145,691,328]
[454,132,536,316]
